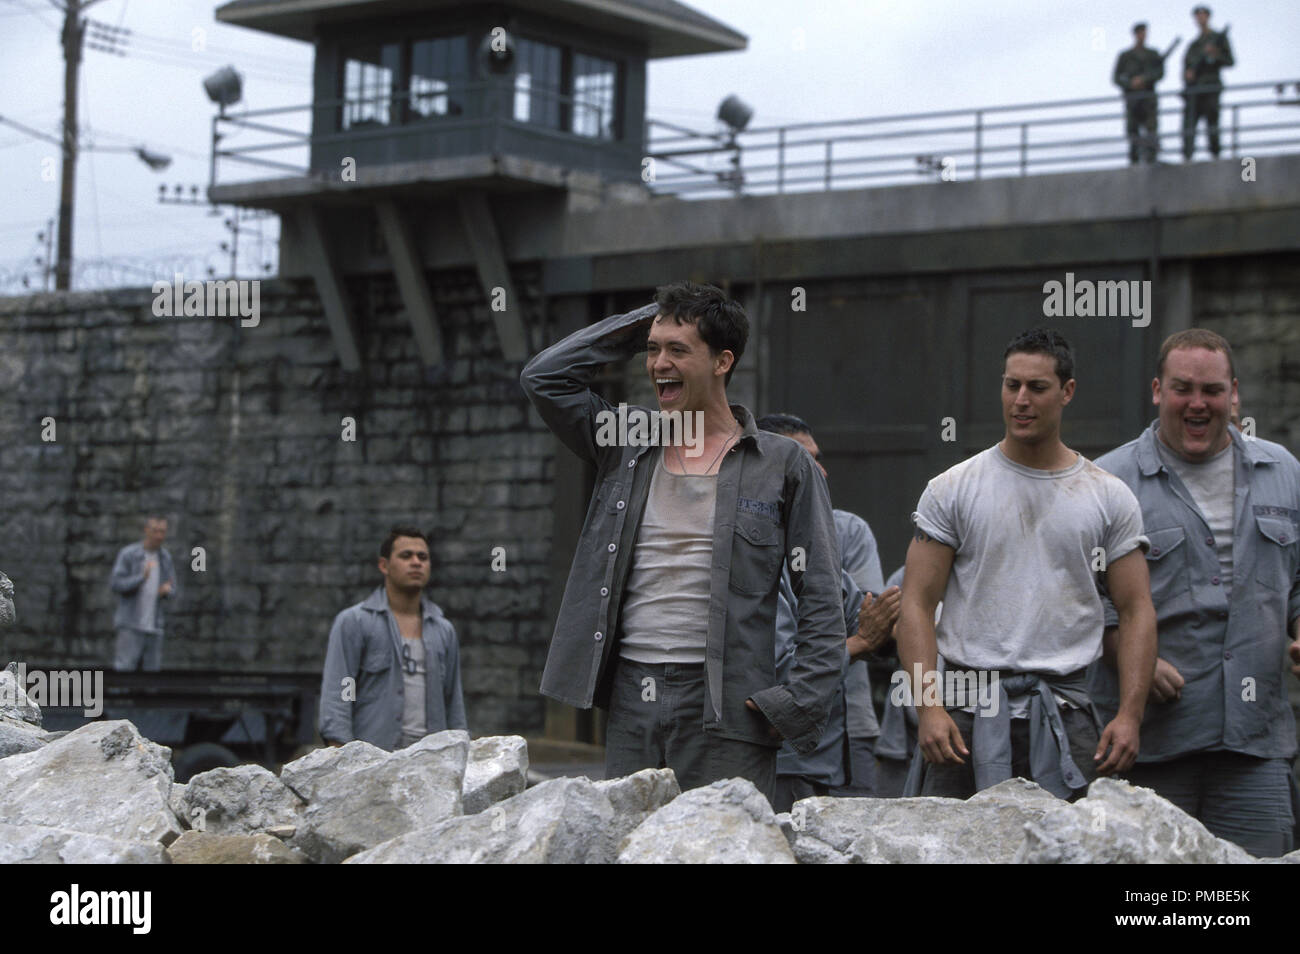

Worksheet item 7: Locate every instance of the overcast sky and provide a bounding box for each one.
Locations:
[0,0,1295,292]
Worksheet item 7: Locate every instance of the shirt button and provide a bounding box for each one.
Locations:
[600,587,608,597]
[1282,534,1290,543]
[1151,547,1161,556]
[1206,537,1214,546]
[1224,650,1232,660]
[627,460,635,469]
[608,543,617,552]
[616,500,625,510]
[594,631,604,641]
[1212,576,1220,585]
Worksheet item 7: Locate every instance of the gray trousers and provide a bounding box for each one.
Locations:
[1124,751,1295,858]
[829,735,878,796]
[919,707,1100,800]
[114,627,162,671]
[604,658,776,803]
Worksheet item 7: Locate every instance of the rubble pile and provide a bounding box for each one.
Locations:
[0,696,1285,863]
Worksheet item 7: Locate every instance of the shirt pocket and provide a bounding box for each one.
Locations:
[728,516,783,596]
[1144,526,1190,607]
[360,632,393,673]
[1254,515,1298,592]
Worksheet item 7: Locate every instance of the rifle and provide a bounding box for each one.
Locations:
[1184,24,1230,93]
[1160,36,1181,62]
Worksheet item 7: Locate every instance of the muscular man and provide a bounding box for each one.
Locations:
[319,526,467,750]
[896,328,1157,799]
[1182,5,1234,160]
[1113,22,1165,165]
[520,282,845,801]
[1090,330,1300,857]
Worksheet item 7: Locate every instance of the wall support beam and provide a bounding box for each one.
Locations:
[457,191,528,361]
[376,198,444,367]
[293,206,361,372]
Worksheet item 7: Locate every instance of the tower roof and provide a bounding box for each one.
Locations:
[214,0,747,57]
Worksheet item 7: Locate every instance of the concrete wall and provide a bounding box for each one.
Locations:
[0,271,556,735]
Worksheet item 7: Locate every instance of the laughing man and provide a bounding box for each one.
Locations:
[520,281,845,800]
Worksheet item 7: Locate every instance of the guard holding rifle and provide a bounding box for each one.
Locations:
[1182,5,1234,160]
[1113,23,1170,165]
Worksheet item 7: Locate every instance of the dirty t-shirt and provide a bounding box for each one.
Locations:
[913,444,1147,679]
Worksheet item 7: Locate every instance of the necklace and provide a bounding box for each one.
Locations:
[672,420,739,475]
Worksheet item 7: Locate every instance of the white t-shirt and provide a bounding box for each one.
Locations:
[1155,437,1234,598]
[913,444,1147,677]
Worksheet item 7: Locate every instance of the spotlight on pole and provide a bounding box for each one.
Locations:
[717,94,753,135]
[135,146,172,171]
[203,66,244,116]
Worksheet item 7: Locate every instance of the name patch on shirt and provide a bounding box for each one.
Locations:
[1253,505,1299,524]
[736,496,780,522]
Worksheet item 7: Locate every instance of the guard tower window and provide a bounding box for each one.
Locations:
[341,42,400,129]
[513,38,563,131]
[410,35,469,119]
[572,53,617,139]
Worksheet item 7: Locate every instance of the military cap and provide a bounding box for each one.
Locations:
[1132,21,1148,32]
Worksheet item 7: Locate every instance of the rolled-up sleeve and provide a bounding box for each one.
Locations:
[519,303,658,465]
[319,610,361,744]
[442,621,468,731]
[750,453,847,754]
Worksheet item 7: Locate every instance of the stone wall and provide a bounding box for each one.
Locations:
[1193,251,1300,449]
[0,269,557,735]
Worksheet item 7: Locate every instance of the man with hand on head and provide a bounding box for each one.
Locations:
[521,282,845,801]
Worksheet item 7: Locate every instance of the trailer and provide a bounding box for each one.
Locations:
[35,667,322,781]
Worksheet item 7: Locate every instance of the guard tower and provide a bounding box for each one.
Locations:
[209,0,745,370]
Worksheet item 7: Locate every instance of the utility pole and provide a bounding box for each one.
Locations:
[55,0,109,291]
[55,0,84,291]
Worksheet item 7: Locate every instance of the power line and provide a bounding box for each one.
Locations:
[0,0,59,31]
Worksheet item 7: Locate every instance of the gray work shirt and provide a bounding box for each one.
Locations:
[835,509,885,740]
[775,565,862,783]
[108,542,177,635]
[318,587,467,751]
[1090,421,1300,762]
[520,303,847,754]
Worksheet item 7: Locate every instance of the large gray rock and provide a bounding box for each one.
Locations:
[278,739,388,802]
[0,822,168,864]
[594,767,680,847]
[166,830,308,864]
[1,663,41,726]
[1015,777,1256,864]
[462,735,529,814]
[0,720,181,845]
[180,764,306,835]
[0,716,50,759]
[787,777,1060,864]
[290,730,469,864]
[346,775,618,864]
[618,777,795,864]
[0,572,14,628]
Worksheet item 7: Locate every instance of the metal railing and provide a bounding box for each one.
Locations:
[210,80,611,188]
[646,80,1300,198]
[209,79,1300,197]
